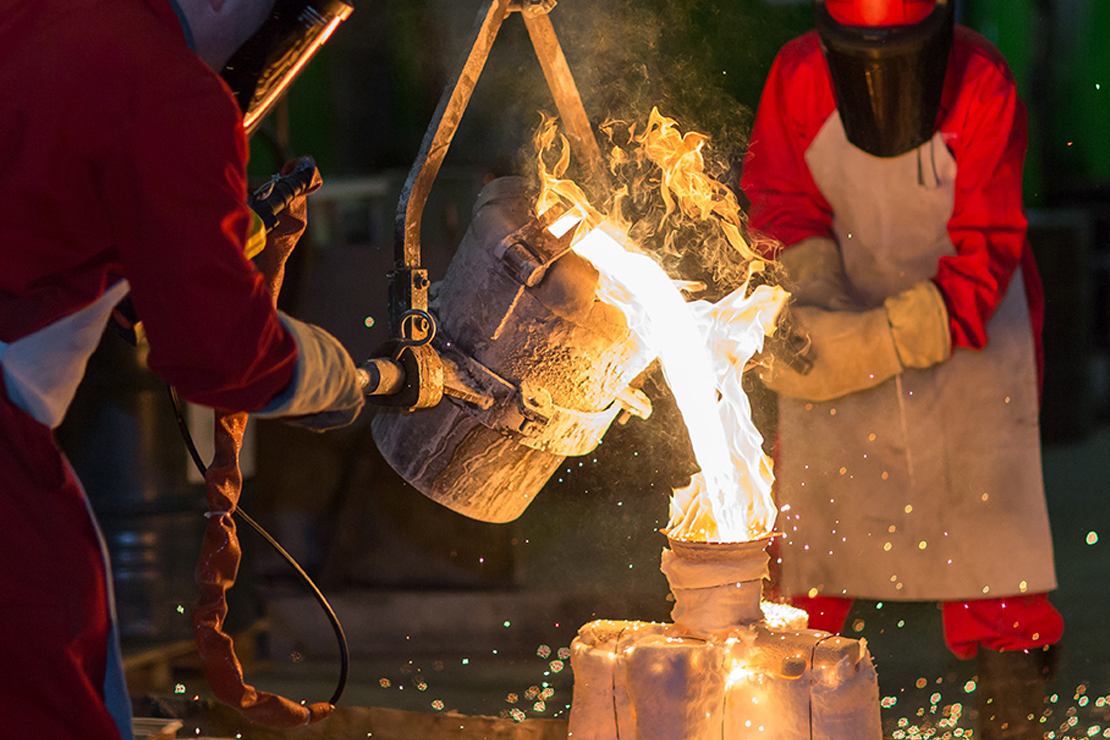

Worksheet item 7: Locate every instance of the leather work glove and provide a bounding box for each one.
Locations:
[778,236,858,311]
[254,313,366,431]
[759,280,952,402]
[248,157,360,431]
[253,157,323,303]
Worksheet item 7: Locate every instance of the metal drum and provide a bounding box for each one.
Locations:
[58,333,206,645]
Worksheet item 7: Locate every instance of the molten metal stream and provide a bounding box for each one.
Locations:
[537,110,787,542]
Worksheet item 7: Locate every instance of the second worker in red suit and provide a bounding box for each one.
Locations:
[741,2,1064,738]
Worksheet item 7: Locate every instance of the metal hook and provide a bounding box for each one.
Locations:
[397,309,437,348]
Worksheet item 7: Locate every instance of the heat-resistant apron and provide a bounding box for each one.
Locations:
[775,112,1056,602]
[0,280,134,740]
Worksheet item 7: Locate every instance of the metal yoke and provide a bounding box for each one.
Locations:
[380,0,605,409]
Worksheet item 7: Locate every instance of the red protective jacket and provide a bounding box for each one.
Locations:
[740,27,1044,380]
[0,0,297,409]
[0,1,298,737]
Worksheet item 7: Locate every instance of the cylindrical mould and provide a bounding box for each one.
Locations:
[661,536,773,631]
[568,619,882,740]
[569,537,881,739]
[568,621,730,740]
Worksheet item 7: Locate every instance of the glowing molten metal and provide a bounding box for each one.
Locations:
[556,111,883,740]
[537,109,787,543]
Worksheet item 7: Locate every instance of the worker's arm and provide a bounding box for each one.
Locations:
[248,166,364,430]
[933,36,1035,352]
[758,280,951,401]
[102,73,360,426]
[740,33,839,256]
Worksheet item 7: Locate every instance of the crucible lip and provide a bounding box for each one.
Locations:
[663,532,781,563]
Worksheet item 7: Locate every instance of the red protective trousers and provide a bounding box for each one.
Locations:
[0,374,123,739]
[791,593,1064,659]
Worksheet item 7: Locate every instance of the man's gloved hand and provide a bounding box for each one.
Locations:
[253,157,323,302]
[778,236,857,310]
[254,313,365,431]
[759,280,952,402]
[244,158,358,430]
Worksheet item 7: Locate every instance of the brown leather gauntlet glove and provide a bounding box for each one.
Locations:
[759,280,952,402]
[252,157,323,302]
[778,236,857,310]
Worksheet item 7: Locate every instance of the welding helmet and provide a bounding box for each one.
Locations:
[221,0,354,135]
[814,0,953,157]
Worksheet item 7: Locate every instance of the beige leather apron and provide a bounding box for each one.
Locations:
[776,112,1057,601]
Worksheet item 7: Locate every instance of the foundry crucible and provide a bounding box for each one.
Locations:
[372,177,654,522]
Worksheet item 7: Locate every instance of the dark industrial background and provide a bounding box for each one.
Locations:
[55,0,1110,735]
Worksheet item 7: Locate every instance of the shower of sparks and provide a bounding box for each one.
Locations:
[879,681,1110,740]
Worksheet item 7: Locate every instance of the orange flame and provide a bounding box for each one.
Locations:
[630,108,754,262]
[537,110,786,543]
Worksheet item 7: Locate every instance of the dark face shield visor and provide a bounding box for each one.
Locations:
[222,0,354,136]
[814,0,953,157]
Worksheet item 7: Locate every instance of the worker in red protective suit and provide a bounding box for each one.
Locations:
[741,2,1063,738]
[0,1,356,738]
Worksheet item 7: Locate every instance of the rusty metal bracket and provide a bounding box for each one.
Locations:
[493,204,581,287]
[510,0,557,15]
[362,309,444,409]
[432,327,652,456]
[515,5,607,189]
[385,0,605,402]
[394,0,513,296]
[368,342,444,410]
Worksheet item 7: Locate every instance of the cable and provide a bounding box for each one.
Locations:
[167,385,349,707]
[169,386,209,477]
